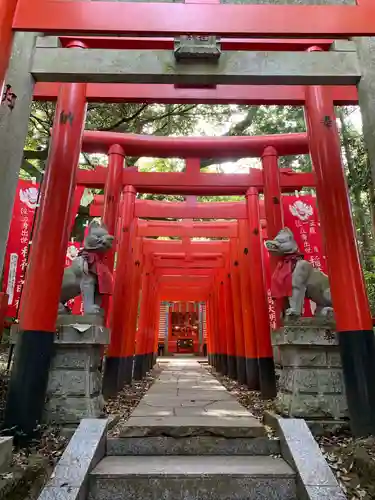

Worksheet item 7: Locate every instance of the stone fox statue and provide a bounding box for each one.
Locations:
[59,221,114,315]
[264,228,333,317]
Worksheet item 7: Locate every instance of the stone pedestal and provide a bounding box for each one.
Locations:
[274,318,348,422]
[44,315,110,427]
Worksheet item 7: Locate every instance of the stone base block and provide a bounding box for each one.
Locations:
[274,318,348,421]
[275,393,348,420]
[51,345,102,371]
[56,318,110,345]
[44,317,110,426]
[0,437,12,472]
[44,394,105,424]
[47,367,102,396]
[279,366,344,394]
[56,314,105,326]
[9,324,19,345]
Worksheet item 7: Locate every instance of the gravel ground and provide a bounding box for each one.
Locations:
[207,365,374,500]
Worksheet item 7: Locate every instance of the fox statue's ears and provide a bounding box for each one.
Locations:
[87,220,108,234]
[276,227,294,236]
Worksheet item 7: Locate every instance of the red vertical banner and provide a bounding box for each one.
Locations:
[282,195,327,317]
[263,194,327,325]
[2,181,85,320]
[2,180,39,319]
[65,242,83,314]
[262,246,277,330]
[282,196,327,273]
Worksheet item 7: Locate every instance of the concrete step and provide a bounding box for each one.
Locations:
[107,436,280,456]
[89,455,296,500]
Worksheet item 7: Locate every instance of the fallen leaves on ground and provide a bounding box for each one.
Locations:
[10,427,68,469]
[207,365,375,499]
[206,365,275,420]
[106,365,161,436]
[318,434,375,499]
[0,345,70,500]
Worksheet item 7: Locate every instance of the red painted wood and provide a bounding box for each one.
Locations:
[246,188,273,359]
[0,0,19,97]
[229,238,245,359]
[14,1,375,38]
[20,81,87,331]
[81,168,315,196]
[81,130,308,157]
[58,36,334,52]
[107,186,136,358]
[305,84,372,332]
[33,82,358,105]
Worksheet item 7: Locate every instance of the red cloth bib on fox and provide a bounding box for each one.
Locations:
[80,250,113,295]
[271,254,304,299]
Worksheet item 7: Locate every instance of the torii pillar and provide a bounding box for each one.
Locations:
[4,69,87,437]
[305,83,375,437]
[101,144,124,321]
[246,188,277,399]
[102,185,136,397]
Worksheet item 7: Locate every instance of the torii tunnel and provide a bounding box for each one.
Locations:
[2,0,375,439]
[5,118,375,439]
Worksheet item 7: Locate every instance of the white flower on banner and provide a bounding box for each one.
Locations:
[289,200,313,221]
[19,187,38,210]
[66,245,79,261]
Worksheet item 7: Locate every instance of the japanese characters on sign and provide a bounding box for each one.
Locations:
[283,196,327,275]
[3,181,38,318]
[263,195,327,327]
[2,182,85,320]
[65,242,83,314]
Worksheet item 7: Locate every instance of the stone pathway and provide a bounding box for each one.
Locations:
[39,357,349,500]
[90,358,297,500]
[115,357,265,438]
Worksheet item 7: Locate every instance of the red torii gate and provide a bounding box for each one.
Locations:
[15,123,373,436]
[3,0,375,439]
[76,146,314,396]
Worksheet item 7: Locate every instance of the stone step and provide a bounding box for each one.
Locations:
[89,455,296,500]
[0,437,12,472]
[107,436,280,456]
[118,415,266,438]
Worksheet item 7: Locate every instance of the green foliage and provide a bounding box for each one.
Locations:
[23,99,375,284]
[364,270,375,315]
[337,107,375,271]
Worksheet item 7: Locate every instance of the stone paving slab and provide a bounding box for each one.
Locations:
[120,416,265,438]
[106,436,280,456]
[121,358,264,438]
[173,406,250,417]
[89,456,296,500]
[92,455,294,476]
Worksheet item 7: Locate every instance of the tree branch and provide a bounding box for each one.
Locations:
[98,103,149,132]
[20,160,43,182]
[23,149,48,161]
[200,106,259,168]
